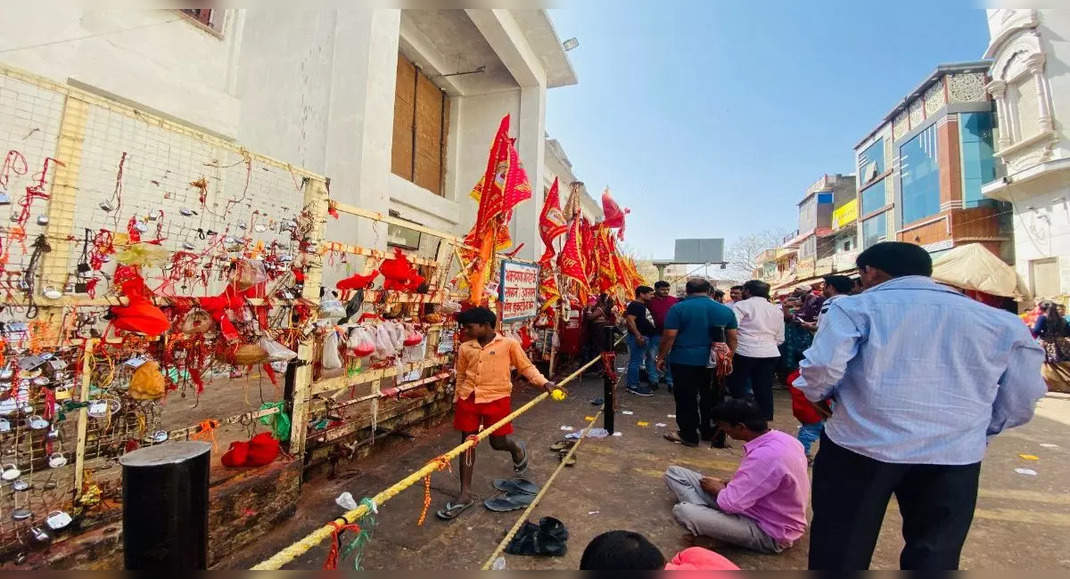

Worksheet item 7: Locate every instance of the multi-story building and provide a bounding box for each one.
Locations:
[1,8,577,282]
[782,174,857,283]
[754,247,798,289]
[981,9,1070,301]
[853,62,1010,261]
[831,196,860,272]
[769,174,856,291]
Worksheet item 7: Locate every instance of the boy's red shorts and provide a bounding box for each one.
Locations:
[454,394,513,436]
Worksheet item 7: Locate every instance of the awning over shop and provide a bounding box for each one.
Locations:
[773,268,859,296]
[931,243,1029,299]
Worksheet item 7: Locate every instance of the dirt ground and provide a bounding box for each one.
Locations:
[219,372,1070,571]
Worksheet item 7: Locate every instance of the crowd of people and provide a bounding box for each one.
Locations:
[437,241,1049,571]
[636,241,1046,570]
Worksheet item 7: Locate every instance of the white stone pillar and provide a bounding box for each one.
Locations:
[1027,53,1053,132]
[515,84,547,262]
[322,8,400,269]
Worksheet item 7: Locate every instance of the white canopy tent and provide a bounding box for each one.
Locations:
[931,243,1030,300]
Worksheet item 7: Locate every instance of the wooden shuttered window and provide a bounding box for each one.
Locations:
[391,53,449,197]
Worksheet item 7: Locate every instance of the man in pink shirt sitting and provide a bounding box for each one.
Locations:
[664,399,809,553]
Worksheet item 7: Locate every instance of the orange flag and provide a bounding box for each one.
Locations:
[538,178,567,266]
[558,218,589,299]
[463,116,511,305]
[538,270,561,313]
[593,226,617,293]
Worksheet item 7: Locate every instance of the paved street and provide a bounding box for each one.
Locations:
[223,372,1070,571]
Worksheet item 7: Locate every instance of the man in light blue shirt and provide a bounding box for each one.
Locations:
[794,242,1045,571]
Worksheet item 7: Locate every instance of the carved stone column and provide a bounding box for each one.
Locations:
[1026,53,1053,132]
[986,80,1011,150]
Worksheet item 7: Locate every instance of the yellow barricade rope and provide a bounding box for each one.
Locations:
[481,408,605,570]
[252,345,617,570]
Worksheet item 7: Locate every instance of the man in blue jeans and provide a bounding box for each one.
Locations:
[625,286,659,397]
[648,281,678,391]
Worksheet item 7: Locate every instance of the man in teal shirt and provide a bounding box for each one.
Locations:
[657,279,738,446]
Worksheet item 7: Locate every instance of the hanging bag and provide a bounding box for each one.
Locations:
[322,330,343,369]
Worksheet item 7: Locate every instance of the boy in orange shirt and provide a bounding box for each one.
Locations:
[436,307,556,520]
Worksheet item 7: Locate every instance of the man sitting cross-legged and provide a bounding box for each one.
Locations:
[664,399,809,554]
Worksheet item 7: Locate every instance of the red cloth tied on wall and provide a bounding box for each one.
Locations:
[198,284,243,343]
[337,270,379,291]
[381,248,422,292]
[110,266,170,337]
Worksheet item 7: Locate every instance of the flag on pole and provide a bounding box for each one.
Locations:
[461,114,534,305]
[563,181,583,221]
[537,178,568,266]
[601,187,630,240]
[538,270,561,313]
[558,217,589,300]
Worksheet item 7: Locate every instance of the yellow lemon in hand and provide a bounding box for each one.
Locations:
[551,389,567,402]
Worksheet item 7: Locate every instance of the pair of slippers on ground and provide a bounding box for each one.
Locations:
[549,439,577,466]
[436,477,539,520]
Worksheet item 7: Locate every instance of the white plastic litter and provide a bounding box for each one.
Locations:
[667,414,676,418]
[560,425,574,431]
[1039,443,1059,448]
[588,511,600,515]
[621,410,634,415]
[335,492,358,510]
[565,428,610,440]
[655,423,667,428]
[1014,468,1038,476]
[492,557,507,570]
[612,432,623,437]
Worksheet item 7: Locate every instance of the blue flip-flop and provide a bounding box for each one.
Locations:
[435,500,475,520]
[484,493,535,512]
[492,478,539,495]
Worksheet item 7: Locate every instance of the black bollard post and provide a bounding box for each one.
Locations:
[119,441,212,570]
[601,325,615,434]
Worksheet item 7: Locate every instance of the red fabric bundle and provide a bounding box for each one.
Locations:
[198,285,244,342]
[221,433,279,467]
[518,326,534,350]
[221,440,249,467]
[787,369,827,425]
[246,432,280,466]
[337,270,379,291]
[380,248,420,292]
[404,272,425,292]
[110,266,170,337]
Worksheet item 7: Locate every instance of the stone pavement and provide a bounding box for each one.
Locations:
[221,375,1070,571]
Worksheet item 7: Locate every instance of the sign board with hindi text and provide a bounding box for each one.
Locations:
[499,261,539,323]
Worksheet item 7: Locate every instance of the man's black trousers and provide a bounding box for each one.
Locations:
[670,363,720,445]
[809,433,980,570]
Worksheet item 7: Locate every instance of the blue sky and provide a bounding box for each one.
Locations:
[546,0,990,261]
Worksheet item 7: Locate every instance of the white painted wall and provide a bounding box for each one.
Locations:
[984,8,1070,299]
[1006,174,1070,299]
[1038,9,1070,159]
[0,10,243,136]
[2,7,568,276]
[235,8,399,289]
